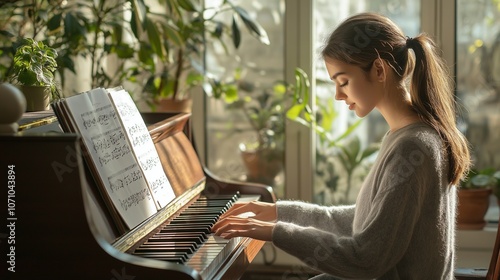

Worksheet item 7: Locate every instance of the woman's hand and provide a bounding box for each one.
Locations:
[212,216,275,241]
[219,201,277,222]
[212,201,277,241]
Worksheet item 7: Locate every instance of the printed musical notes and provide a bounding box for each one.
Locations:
[108,88,175,209]
[61,88,164,229]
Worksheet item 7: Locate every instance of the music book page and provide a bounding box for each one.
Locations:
[63,88,158,229]
[107,87,175,208]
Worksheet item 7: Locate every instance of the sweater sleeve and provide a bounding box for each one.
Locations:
[276,200,355,236]
[272,137,439,279]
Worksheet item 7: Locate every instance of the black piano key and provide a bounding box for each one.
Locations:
[171,218,216,224]
[160,227,209,235]
[134,252,188,263]
[135,245,194,254]
[173,215,218,219]
[198,192,240,200]
[169,220,215,226]
[188,204,230,209]
[180,209,225,215]
[160,225,211,234]
[190,200,231,205]
[153,231,207,238]
[142,241,199,251]
[173,216,217,222]
[149,235,204,244]
[155,231,208,240]
[162,223,212,229]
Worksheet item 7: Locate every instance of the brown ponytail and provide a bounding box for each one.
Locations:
[406,36,470,185]
[321,12,470,186]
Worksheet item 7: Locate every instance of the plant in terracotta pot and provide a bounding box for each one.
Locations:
[236,85,288,186]
[457,168,498,230]
[10,38,61,111]
[209,68,310,186]
[0,1,82,95]
[213,73,286,185]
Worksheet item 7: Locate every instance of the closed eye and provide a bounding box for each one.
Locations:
[339,81,348,87]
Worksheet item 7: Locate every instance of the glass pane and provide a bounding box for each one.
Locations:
[456,0,500,170]
[312,0,420,205]
[204,0,286,197]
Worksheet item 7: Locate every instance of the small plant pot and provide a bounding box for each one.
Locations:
[457,188,492,230]
[21,85,50,112]
[240,144,284,186]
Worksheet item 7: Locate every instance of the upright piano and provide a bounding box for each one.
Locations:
[0,112,275,279]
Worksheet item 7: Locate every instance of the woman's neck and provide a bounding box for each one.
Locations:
[377,87,421,132]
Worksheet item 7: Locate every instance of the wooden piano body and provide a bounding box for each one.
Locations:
[0,113,275,279]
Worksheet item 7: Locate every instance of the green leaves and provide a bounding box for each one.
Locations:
[144,17,165,59]
[12,38,58,87]
[471,174,493,188]
[232,6,270,46]
[0,0,273,104]
[177,0,200,12]
[338,136,379,175]
[231,14,242,48]
[464,168,500,189]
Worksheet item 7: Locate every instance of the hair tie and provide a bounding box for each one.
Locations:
[406,36,415,48]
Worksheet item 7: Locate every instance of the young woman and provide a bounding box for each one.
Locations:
[212,12,470,279]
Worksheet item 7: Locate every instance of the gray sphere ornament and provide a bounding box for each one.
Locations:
[0,83,27,133]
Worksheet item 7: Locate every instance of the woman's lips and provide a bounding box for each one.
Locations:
[348,103,355,110]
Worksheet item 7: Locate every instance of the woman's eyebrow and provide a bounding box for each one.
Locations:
[331,71,346,80]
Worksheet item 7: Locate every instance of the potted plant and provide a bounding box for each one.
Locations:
[129,0,270,112]
[207,68,313,186]
[457,168,498,230]
[209,68,287,185]
[0,1,81,94]
[10,38,60,111]
[236,85,288,186]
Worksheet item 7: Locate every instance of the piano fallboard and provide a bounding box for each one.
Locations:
[0,113,275,280]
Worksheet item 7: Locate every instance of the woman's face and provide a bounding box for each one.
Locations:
[324,58,382,118]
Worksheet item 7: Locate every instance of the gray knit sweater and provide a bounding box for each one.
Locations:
[272,122,456,280]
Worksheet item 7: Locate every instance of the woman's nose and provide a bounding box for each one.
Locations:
[335,87,345,101]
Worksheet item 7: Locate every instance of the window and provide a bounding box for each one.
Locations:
[456,0,500,224]
[456,0,500,171]
[203,0,287,197]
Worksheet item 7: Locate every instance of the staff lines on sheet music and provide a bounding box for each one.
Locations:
[81,104,117,130]
[118,188,152,212]
[108,163,144,193]
[115,102,136,118]
[127,124,151,147]
[90,126,127,154]
[149,177,169,192]
[137,153,162,172]
[97,143,132,167]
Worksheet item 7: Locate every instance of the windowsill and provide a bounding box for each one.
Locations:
[484,195,499,225]
[456,195,498,268]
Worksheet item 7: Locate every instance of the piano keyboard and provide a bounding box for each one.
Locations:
[132,192,244,276]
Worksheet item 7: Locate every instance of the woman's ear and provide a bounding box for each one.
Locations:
[372,58,387,82]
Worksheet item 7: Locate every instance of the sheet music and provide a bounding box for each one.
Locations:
[64,88,157,229]
[108,88,175,209]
